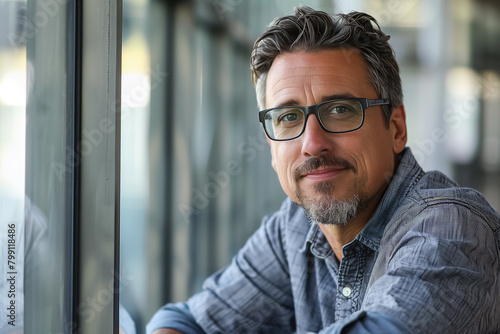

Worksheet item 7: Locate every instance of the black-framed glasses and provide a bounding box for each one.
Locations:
[258,98,390,141]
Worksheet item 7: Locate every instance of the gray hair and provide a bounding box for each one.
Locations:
[250,6,403,126]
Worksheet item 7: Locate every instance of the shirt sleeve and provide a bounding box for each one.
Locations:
[185,212,296,333]
[145,302,205,334]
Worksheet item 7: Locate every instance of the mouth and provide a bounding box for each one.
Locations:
[294,155,355,182]
[302,166,347,181]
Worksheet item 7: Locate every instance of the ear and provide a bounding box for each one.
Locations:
[390,104,407,154]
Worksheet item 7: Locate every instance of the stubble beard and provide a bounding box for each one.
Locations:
[297,180,365,226]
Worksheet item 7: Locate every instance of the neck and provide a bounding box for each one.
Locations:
[318,219,366,261]
[318,188,385,261]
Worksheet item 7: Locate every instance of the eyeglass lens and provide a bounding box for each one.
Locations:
[264,99,364,140]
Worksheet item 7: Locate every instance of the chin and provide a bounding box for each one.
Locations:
[302,194,360,226]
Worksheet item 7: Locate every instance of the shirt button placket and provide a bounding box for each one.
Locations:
[335,247,362,321]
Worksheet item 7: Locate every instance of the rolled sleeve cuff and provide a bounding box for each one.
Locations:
[319,311,412,334]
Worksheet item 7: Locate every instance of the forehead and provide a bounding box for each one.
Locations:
[265,49,374,107]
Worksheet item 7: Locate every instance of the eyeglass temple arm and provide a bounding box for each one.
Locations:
[367,99,390,107]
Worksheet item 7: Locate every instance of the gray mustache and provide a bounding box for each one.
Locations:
[293,155,356,181]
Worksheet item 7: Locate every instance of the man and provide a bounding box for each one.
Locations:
[147,7,500,334]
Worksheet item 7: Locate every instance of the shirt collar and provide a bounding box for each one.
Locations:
[300,223,333,259]
[301,147,425,256]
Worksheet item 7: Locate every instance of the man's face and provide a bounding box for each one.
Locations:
[265,49,407,225]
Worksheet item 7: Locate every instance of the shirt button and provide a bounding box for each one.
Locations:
[342,285,353,298]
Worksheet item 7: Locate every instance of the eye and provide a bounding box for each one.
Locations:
[277,110,303,125]
[321,101,361,120]
[280,113,300,122]
[329,105,353,114]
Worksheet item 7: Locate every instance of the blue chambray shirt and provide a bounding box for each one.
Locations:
[147,148,500,334]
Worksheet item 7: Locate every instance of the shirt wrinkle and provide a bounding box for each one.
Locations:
[264,221,291,277]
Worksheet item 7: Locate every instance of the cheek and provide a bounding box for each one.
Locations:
[267,138,277,171]
[270,144,299,196]
[343,127,394,183]
[360,134,395,186]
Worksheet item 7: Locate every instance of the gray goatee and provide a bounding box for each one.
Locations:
[294,155,362,225]
[302,190,360,226]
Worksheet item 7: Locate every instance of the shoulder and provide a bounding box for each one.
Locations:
[381,169,500,256]
[392,169,498,224]
[410,170,499,230]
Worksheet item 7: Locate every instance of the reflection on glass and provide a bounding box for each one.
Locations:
[0,0,27,332]
[22,0,71,331]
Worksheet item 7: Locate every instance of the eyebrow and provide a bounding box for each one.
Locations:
[273,93,358,108]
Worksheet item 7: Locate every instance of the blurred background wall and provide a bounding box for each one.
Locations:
[0,0,499,333]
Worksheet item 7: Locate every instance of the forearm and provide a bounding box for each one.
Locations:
[146,302,205,334]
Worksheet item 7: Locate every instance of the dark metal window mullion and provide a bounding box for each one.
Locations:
[66,0,83,331]
[113,0,123,331]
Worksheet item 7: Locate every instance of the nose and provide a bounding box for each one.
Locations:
[300,114,333,157]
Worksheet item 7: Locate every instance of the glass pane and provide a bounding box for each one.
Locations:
[0,0,27,331]
[24,0,72,332]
